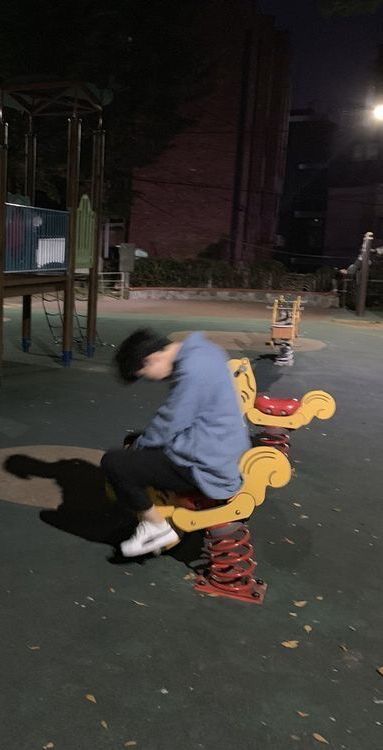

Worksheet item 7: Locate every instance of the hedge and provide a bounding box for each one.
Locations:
[129,258,335,292]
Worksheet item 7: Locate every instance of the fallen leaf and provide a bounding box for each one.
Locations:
[313,733,329,744]
[316,596,324,601]
[293,503,302,508]
[100,720,108,730]
[160,687,169,694]
[297,711,309,718]
[281,640,299,649]
[28,645,40,651]
[377,666,383,676]
[332,507,341,512]
[303,625,313,634]
[339,644,349,653]
[290,735,300,741]
[85,694,97,704]
[109,587,116,593]
[300,514,309,519]
[43,744,55,749]
[124,743,137,748]
[293,601,307,608]
[132,600,148,607]
[283,537,295,545]
[183,572,196,581]
[289,612,298,617]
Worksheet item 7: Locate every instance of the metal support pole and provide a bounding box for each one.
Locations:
[0,111,8,381]
[356,231,373,317]
[340,276,347,308]
[22,115,37,353]
[24,116,36,203]
[87,123,105,357]
[22,295,32,352]
[63,114,81,365]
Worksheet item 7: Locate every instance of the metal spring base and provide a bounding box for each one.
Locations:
[258,427,291,457]
[194,522,267,604]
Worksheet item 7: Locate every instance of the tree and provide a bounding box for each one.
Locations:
[320,0,383,15]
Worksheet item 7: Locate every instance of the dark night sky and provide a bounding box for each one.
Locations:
[260,0,383,116]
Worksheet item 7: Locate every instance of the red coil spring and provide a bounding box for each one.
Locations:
[258,430,290,457]
[202,524,262,598]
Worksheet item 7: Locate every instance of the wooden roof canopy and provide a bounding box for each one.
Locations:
[0,80,104,118]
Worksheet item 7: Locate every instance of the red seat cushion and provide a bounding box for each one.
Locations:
[255,394,301,416]
[174,493,222,510]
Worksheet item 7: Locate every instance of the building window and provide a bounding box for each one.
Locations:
[298,162,326,171]
[366,143,379,160]
[352,143,379,161]
[376,216,383,238]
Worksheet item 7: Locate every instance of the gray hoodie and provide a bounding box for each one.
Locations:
[135,332,251,499]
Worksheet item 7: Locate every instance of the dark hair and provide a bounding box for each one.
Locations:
[114,328,170,383]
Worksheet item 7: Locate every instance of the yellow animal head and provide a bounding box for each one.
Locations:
[228,358,257,416]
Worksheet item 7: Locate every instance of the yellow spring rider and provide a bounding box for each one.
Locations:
[107,441,291,604]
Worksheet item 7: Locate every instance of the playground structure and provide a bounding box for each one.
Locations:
[269,294,303,347]
[0,81,106,376]
[229,357,336,457]
[41,290,106,350]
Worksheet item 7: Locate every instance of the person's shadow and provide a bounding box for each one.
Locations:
[3,454,135,546]
[3,453,204,567]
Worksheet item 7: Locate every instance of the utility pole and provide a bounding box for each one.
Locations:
[356,231,373,316]
[229,29,252,264]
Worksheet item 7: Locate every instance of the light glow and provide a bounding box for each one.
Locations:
[373,104,383,121]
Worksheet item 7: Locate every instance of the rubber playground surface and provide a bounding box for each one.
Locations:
[1,297,383,750]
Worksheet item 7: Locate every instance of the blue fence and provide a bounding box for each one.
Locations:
[5,203,69,273]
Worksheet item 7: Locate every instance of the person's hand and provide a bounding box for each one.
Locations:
[123,432,140,449]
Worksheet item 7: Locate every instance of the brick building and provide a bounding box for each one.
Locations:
[128,1,290,262]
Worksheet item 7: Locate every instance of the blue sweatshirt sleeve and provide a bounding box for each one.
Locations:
[135,366,203,449]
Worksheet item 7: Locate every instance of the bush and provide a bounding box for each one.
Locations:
[314,266,335,293]
[249,260,286,289]
[130,258,245,288]
[130,257,336,292]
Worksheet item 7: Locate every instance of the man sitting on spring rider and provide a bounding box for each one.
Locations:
[101,328,250,558]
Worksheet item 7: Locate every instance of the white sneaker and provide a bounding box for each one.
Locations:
[120,519,180,557]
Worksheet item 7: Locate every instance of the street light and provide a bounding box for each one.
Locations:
[373,103,383,120]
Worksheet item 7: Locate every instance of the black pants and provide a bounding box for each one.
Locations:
[101,447,198,512]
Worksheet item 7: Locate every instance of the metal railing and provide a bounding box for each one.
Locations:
[98,271,125,298]
[5,203,69,273]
